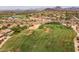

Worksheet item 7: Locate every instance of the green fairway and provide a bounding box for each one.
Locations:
[0,23,76,52]
[14,15,27,19]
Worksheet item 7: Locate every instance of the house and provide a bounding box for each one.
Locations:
[0,36,6,40]
[0,34,4,38]
[0,29,14,44]
[76,25,79,33]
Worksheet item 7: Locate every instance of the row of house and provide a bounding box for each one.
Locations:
[0,29,14,44]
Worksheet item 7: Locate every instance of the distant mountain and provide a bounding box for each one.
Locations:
[65,7,79,11]
[1,6,79,14]
[0,9,41,14]
[44,7,79,11]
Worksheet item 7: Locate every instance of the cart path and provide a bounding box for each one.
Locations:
[26,24,41,36]
[28,24,41,30]
[0,36,11,48]
[71,16,79,52]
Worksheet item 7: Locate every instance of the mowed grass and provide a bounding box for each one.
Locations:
[15,15,26,19]
[0,23,76,52]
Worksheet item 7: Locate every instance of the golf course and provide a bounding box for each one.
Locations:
[0,23,76,52]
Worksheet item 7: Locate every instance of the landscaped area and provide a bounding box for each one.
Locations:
[0,23,76,52]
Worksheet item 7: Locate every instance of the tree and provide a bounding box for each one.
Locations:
[11,25,27,34]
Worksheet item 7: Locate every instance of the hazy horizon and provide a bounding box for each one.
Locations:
[0,6,78,10]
